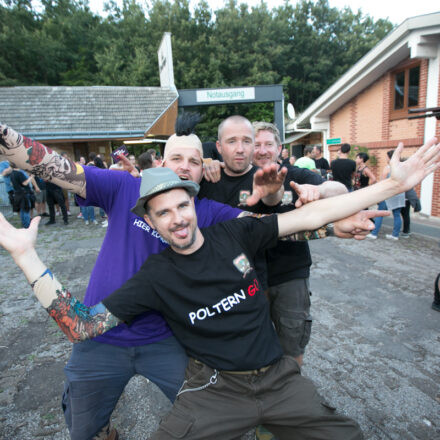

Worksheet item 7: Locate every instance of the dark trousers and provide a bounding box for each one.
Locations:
[151,357,363,440]
[46,187,67,222]
[401,200,411,233]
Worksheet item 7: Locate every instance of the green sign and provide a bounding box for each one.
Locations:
[326,138,341,145]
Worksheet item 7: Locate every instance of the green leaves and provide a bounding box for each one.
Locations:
[0,0,393,132]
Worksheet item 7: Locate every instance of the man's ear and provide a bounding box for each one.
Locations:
[216,140,222,155]
[143,214,154,230]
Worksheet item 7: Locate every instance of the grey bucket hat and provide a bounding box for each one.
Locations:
[131,167,199,218]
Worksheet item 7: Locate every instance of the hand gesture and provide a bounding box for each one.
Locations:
[203,159,224,183]
[333,210,390,240]
[0,213,40,260]
[117,154,140,178]
[389,138,440,192]
[289,182,321,208]
[246,164,287,206]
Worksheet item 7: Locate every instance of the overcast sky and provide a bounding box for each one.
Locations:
[88,0,438,26]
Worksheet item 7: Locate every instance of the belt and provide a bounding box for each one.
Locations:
[192,358,272,376]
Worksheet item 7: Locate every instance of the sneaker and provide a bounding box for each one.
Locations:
[401,232,411,238]
[56,211,60,216]
[92,219,99,225]
[67,210,71,216]
[64,219,69,225]
[41,212,49,217]
[45,221,55,226]
[85,220,89,225]
[432,302,440,312]
[366,233,377,240]
[386,234,399,241]
[102,220,108,228]
[77,212,83,219]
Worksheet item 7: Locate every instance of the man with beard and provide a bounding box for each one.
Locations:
[2,140,439,438]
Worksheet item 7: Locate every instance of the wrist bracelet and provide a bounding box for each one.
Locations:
[30,268,53,289]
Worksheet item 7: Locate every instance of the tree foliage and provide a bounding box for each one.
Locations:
[0,0,394,135]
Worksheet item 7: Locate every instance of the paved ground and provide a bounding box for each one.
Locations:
[0,208,439,439]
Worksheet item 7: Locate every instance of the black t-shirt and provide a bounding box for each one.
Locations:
[103,216,283,371]
[331,158,356,190]
[314,157,330,171]
[10,170,31,194]
[264,165,323,285]
[199,166,273,289]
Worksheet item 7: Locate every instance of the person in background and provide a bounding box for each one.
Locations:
[312,145,330,178]
[34,176,48,217]
[45,180,68,226]
[0,160,15,210]
[367,150,405,241]
[294,146,318,172]
[433,273,440,312]
[353,152,376,190]
[128,154,140,173]
[10,166,37,228]
[280,148,290,167]
[331,143,356,191]
[289,155,296,166]
[138,152,154,171]
[147,148,161,167]
[400,187,421,238]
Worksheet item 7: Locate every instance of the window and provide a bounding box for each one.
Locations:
[391,62,420,119]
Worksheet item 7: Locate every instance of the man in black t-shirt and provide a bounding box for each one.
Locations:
[331,143,356,190]
[312,145,330,177]
[200,118,347,366]
[252,121,347,369]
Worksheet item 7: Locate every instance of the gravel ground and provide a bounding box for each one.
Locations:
[0,208,439,439]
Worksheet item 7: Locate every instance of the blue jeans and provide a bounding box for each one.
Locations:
[372,201,402,237]
[62,337,188,440]
[82,205,95,222]
[20,209,30,228]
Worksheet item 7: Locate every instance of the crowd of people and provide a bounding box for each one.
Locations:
[0,116,439,440]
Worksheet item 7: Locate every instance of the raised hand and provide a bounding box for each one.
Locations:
[389,138,440,192]
[117,154,140,178]
[246,164,288,206]
[0,213,40,261]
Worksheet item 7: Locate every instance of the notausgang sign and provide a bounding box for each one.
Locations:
[196,87,255,103]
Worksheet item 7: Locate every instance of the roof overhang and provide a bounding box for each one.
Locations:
[295,12,440,130]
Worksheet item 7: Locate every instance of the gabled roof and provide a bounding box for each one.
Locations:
[295,12,440,129]
[0,86,178,140]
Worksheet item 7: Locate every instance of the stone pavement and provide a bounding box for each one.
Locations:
[0,210,439,439]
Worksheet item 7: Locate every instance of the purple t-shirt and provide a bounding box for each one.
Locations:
[76,166,241,346]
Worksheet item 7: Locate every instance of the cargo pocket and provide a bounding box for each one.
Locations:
[159,407,195,438]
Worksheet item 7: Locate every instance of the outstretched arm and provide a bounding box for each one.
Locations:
[0,124,87,198]
[0,214,119,342]
[278,139,440,236]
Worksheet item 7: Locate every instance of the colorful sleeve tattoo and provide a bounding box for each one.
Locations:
[31,269,120,343]
[0,124,86,197]
[239,211,332,241]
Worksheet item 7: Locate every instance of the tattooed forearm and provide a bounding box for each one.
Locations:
[0,124,87,197]
[30,268,120,342]
[46,287,120,343]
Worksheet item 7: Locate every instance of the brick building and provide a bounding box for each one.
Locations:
[288,12,440,218]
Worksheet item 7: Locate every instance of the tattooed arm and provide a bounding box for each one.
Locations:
[0,214,119,342]
[0,124,87,198]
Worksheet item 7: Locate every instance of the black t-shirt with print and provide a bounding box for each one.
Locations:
[264,165,323,285]
[331,158,356,190]
[198,166,273,289]
[103,215,283,371]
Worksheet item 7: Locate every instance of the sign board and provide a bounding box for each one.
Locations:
[326,137,341,145]
[196,87,255,103]
[157,32,175,88]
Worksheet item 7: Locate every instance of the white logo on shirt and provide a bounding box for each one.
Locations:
[233,253,252,278]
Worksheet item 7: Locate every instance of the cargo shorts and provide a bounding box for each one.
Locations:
[267,278,312,357]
